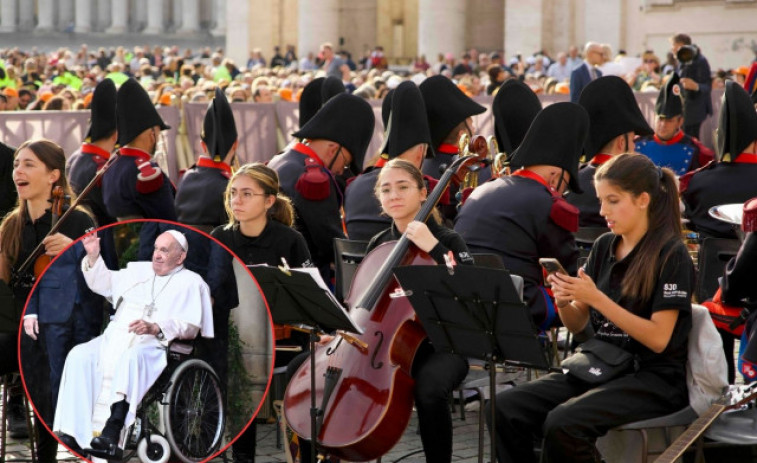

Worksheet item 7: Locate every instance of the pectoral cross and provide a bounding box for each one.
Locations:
[144,302,157,318]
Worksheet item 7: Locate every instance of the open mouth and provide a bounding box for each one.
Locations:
[15,180,29,187]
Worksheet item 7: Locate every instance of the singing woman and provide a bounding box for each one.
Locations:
[366,158,474,463]
[489,153,693,462]
[0,139,95,462]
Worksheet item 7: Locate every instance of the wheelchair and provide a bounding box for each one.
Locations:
[89,340,226,463]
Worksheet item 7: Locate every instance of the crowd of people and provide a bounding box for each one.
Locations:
[1,31,757,463]
[1,37,754,115]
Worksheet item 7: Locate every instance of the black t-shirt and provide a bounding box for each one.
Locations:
[367,218,474,266]
[210,221,312,268]
[584,233,693,387]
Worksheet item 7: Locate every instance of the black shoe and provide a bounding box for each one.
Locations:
[7,400,28,439]
[89,399,129,456]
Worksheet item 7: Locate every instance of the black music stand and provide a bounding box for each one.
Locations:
[248,265,361,463]
[393,265,551,463]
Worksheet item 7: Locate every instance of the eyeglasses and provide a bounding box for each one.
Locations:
[229,190,269,201]
[644,59,657,64]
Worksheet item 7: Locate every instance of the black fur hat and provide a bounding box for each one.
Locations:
[419,75,485,149]
[201,88,238,161]
[292,93,375,174]
[578,76,652,157]
[717,80,757,162]
[86,79,117,142]
[655,73,683,118]
[116,78,170,146]
[509,102,590,194]
[492,79,542,155]
[380,81,432,159]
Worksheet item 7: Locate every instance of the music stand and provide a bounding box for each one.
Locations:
[393,264,551,463]
[248,265,361,463]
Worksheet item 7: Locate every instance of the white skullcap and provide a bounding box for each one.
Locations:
[164,230,188,252]
[386,75,402,89]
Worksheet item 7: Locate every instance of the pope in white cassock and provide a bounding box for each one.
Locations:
[53,230,214,457]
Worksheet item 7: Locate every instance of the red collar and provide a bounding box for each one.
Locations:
[374,157,388,168]
[511,169,551,190]
[653,130,685,145]
[118,147,151,163]
[589,153,613,166]
[81,143,111,159]
[293,142,325,167]
[734,153,757,164]
[436,143,459,155]
[196,156,232,174]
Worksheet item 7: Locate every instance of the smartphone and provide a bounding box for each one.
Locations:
[539,258,567,287]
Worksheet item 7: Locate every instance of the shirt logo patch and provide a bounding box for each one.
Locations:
[663,283,687,299]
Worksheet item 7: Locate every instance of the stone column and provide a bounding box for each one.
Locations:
[106,0,127,33]
[0,0,17,33]
[143,0,164,34]
[504,0,543,63]
[178,0,200,33]
[96,0,111,31]
[59,0,75,31]
[210,0,225,36]
[37,0,55,31]
[297,0,339,59]
[583,0,622,58]
[74,0,92,32]
[226,0,250,80]
[18,0,32,30]
[417,0,466,60]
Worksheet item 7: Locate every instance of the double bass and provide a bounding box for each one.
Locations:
[283,139,490,461]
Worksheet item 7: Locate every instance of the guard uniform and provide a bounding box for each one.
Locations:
[635,73,714,176]
[175,158,230,229]
[681,81,757,239]
[456,103,587,329]
[566,76,653,228]
[269,143,344,271]
[270,93,375,278]
[456,173,579,328]
[344,167,388,240]
[103,78,175,221]
[635,132,713,176]
[298,76,345,128]
[568,154,611,228]
[175,88,237,231]
[103,147,176,220]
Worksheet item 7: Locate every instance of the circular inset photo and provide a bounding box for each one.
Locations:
[18,220,274,462]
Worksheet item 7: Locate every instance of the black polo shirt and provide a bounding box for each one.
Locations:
[367,218,474,266]
[584,233,693,387]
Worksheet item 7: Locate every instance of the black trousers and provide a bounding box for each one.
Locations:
[487,371,687,463]
[411,343,469,463]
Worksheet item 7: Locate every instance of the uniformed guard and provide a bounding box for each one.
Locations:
[455,102,587,329]
[681,81,757,239]
[635,73,714,176]
[175,88,237,232]
[566,76,653,227]
[66,78,119,269]
[344,81,432,241]
[103,78,176,221]
[268,93,375,280]
[419,75,485,180]
[298,76,346,128]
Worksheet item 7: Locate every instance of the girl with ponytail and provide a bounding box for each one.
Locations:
[489,153,695,462]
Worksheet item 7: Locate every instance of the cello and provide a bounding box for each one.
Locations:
[283,137,490,461]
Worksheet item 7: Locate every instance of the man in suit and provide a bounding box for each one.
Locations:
[671,33,712,139]
[569,42,604,103]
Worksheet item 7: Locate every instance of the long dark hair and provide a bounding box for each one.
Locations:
[594,153,681,302]
[224,162,295,227]
[0,139,74,266]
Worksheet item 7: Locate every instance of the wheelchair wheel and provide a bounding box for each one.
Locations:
[163,359,225,463]
[137,434,171,463]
